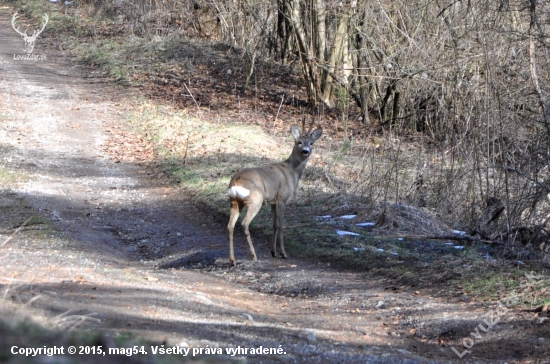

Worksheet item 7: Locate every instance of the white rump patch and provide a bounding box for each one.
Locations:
[227,185,250,199]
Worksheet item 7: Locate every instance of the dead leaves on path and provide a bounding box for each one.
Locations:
[101,125,154,164]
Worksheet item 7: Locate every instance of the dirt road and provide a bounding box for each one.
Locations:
[0,10,548,364]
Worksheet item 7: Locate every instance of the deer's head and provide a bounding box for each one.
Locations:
[11,12,49,54]
[290,124,323,161]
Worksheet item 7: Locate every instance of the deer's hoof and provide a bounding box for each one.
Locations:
[251,255,257,261]
[229,258,236,266]
[281,253,287,259]
[271,251,276,258]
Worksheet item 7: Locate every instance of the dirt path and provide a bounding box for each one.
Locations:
[0,12,548,364]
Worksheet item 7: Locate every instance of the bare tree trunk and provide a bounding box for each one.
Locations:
[277,0,292,62]
[285,0,319,103]
[354,9,370,124]
[314,0,326,63]
[321,13,349,107]
[528,0,550,140]
[283,0,352,107]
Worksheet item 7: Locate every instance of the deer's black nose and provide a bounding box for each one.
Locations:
[302,149,310,156]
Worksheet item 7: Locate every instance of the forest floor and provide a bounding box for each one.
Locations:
[0,3,549,364]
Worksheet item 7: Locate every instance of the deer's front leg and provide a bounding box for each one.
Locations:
[271,204,278,258]
[276,203,287,259]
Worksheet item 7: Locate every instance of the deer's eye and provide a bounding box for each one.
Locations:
[298,141,303,146]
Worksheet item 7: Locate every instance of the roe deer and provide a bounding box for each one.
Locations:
[227,124,323,266]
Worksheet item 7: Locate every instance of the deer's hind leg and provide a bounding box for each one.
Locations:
[228,198,242,266]
[241,194,263,261]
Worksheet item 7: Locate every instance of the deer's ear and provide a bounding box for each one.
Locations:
[311,127,323,141]
[290,125,301,141]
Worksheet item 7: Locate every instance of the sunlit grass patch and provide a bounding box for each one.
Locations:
[126,100,282,214]
[0,162,28,189]
[0,165,17,188]
[460,270,550,307]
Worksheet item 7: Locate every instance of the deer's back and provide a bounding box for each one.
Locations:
[229,162,298,204]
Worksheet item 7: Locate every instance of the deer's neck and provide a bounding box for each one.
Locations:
[286,153,309,179]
